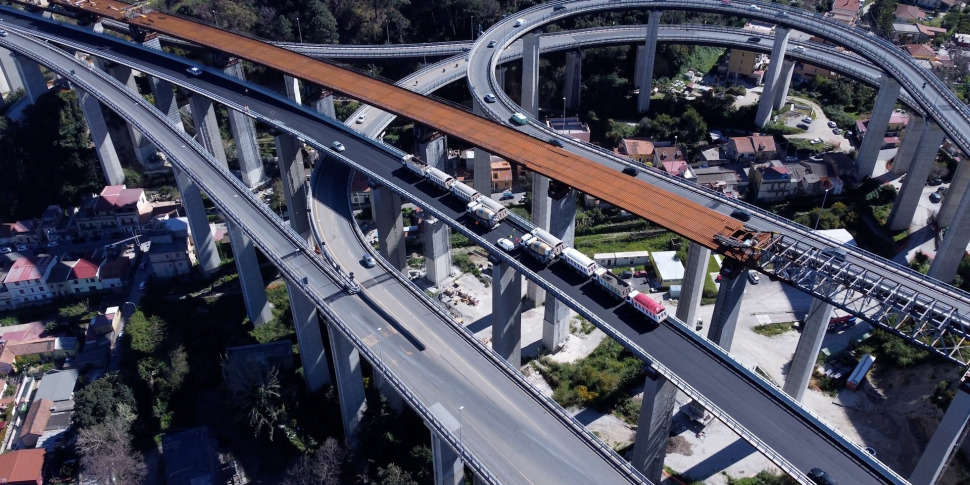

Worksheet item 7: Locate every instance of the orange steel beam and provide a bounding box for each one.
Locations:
[47,0,746,252]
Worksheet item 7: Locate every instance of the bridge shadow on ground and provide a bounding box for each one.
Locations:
[680,437,757,482]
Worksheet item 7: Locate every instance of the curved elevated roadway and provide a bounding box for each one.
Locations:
[0,17,647,485]
[0,10,903,484]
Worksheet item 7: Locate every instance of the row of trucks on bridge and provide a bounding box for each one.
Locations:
[400,154,667,324]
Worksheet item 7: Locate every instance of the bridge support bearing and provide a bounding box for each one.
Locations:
[173,167,221,274]
[706,265,748,352]
[542,190,577,353]
[108,64,157,166]
[274,134,312,241]
[0,47,24,97]
[635,11,662,114]
[492,260,523,366]
[76,88,125,186]
[630,371,676,483]
[328,324,367,443]
[431,431,465,485]
[564,50,582,110]
[782,292,834,402]
[424,216,452,287]
[10,52,47,105]
[521,32,540,116]
[222,61,265,189]
[856,76,901,178]
[888,118,945,232]
[675,242,711,332]
[755,27,791,128]
[286,281,332,390]
[527,173,551,305]
[283,74,302,106]
[891,113,926,175]
[929,191,970,282]
[226,221,273,326]
[909,384,970,485]
[471,100,493,196]
[373,187,408,270]
[771,59,795,111]
[936,153,970,228]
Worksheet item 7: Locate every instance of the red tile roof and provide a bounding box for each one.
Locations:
[69,258,102,280]
[619,138,655,156]
[0,448,45,485]
[2,256,55,284]
[894,4,925,20]
[730,134,777,155]
[903,43,936,59]
[22,399,52,441]
[95,185,144,212]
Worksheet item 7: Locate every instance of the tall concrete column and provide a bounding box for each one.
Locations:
[140,36,184,131]
[373,187,407,270]
[173,168,221,274]
[635,11,662,113]
[496,65,507,93]
[520,32,540,116]
[328,324,367,443]
[936,155,970,228]
[542,190,576,352]
[10,52,47,104]
[222,60,265,188]
[755,27,791,128]
[226,221,273,326]
[108,64,157,166]
[286,281,331,390]
[856,76,901,178]
[564,50,582,110]
[630,370,677,483]
[188,94,229,167]
[283,74,302,106]
[782,293,835,401]
[312,88,336,118]
[471,100,493,196]
[76,89,125,186]
[424,216,452,287]
[675,242,710,330]
[888,119,945,231]
[373,329,404,413]
[771,59,795,111]
[431,432,464,485]
[706,263,748,352]
[0,47,25,96]
[491,260,523,366]
[274,134,311,240]
[929,187,970,282]
[891,114,927,175]
[417,131,448,169]
[909,383,970,485]
[526,173,551,304]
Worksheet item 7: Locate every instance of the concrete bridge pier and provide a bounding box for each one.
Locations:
[890,114,927,175]
[226,221,273,326]
[471,100,493,196]
[172,167,221,274]
[327,323,367,443]
[286,281,332,391]
[771,59,795,111]
[491,260,523,366]
[371,327,404,413]
[496,65,508,93]
[283,74,302,106]
[675,242,710,331]
[856,76,901,178]
[909,382,970,485]
[373,187,408,270]
[542,189,576,353]
[424,216,452,287]
[75,87,125,186]
[0,47,25,98]
[431,431,465,485]
[935,154,970,228]
[527,173,551,305]
[755,27,791,128]
[221,59,265,188]
[929,189,970,282]
[139,36,184,131]
[273,133,311,241]
[10,52,47,104]
[107,63,157,166]
[630,369,677,482]
[635,11,661,113]
[520,32,540,116]
[564,50,582,110]
[311,87,337,118]
[417,130,448,169]
[888,118,945,232]
[188,94,229,166]
[782,291,835,402]
[706,262,748,352]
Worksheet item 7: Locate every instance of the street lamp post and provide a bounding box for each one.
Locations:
[296,16,303,43]
[376,327,383,366]
[562,96,566,123]
[471,16,475,40]
[458,405,464,449]
[814,188,830,231]
[385,19,391,44]
[211,10,217,28]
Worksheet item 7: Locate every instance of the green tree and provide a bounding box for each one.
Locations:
[73,373,136,429]
[126,311,167,354]
[376,463,418,485]
[224,359,288,440]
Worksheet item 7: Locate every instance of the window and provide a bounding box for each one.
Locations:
[493,173,498,179]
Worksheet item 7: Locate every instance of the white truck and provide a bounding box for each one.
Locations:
[425,167,455,191]
[467,201,502,229]
[450,181,481,203]
[520,233,558,264]
[593,267,632,299]
[562,248,596,277]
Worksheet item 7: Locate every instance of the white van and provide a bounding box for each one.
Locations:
[496,238,516,252]
[510,113,528,126]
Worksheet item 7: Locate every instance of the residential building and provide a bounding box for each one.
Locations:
[20,399,52,448]
[749,160,800,201]
[903,43,937,62]
[2,255,58,307]
[546,117,591,143]
[149,235,194,278]
[787,160,842,196]
[74,185,152,239]
[830,0,860,25]
[38,205,66,244]
[727,49,768,83]
[162,427,222,485]
[856,110,909,148]
[351,171,372,207]
[226,341,294,373]
[915,0,955,10]
[894,4,926,22]
[0,322,78,375]
[650,251,685,287]
[726,134,778,163]
[616,138,656,165]
[0,221,41,247]
[98,249,133,291]
[892,23,924,43]
[491,159,513,192]
[0,448,45,485]
[34,369,78,412]
[694,166,743,198]
[87,306,122,343]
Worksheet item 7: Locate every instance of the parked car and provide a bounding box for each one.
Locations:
[833,128,842,135]
[362,254,376,268]
[929,192,942,203]
[46,241,59,248]
[748,271,760,284]
[634,270,648,278]
[810,138,822,145]
[330,141,346,152]
[138,281,147,291]
[937,186,948,196]
[620,269,634,279]
[827,121,837,128]
[0,246,10,254]
[802,117,813,124]
[496,238,516,252]
[16,244,27,252]
[500,190,515,200]
[796,123,809,130]
[928,177,944,186]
